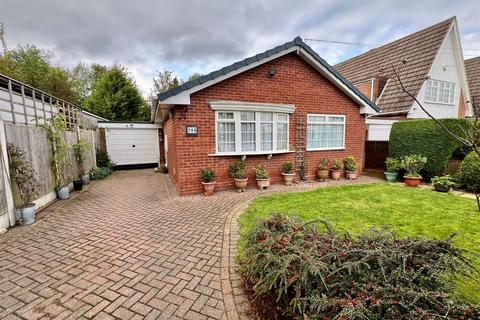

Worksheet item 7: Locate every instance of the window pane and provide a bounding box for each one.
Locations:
[431,81,438,102]
[241,122,256,151]
[449,84,455,103]
[241,112,255,121]
[425,80,432,101]
[277,113,288,122]
[328,116,344,123]
[277,123,288,150]
[261,123,273,151]
[307,124,344,149]
[218,112,234,120]
[439,82,445,103]
[217,122,235,152]
[308,115,326,122]
[260,112,273,122]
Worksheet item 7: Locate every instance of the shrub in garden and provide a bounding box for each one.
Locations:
[201,168,216,183]
[89,167,112,180]
[253,164,269,179]
[385,157,401,173]
[401,154,427,177]
[228,160,247,179]
[344,155,357,172]
[461,151,480,190]
[281,161,294,174]
[7,143,40,207]
[96,148,115,169]
[240,214,480,320]
[389,119,471,178]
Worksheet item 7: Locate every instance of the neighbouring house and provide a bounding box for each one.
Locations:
[153,37,378,195]
[465,56,480,114]
[335,17,472,169]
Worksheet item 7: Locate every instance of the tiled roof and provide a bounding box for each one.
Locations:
[335,17,455,113]
[158,37,379,112]
[465,56,480,109]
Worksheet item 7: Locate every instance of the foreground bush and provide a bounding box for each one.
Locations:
[461,151,480,190]
[240,214,479,319]
[89,167,112,180]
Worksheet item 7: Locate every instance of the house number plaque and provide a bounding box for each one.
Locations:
[186,125,198,137]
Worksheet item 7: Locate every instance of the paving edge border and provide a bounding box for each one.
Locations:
[221,199,252,320]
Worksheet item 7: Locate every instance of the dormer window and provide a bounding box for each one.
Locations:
[425,79,455,104]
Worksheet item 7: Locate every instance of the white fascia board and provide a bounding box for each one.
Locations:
[296,49,377,115]
[365,118,398,125]
[98,123,162,129]
[209,100,296,113]
[159,46,299,105]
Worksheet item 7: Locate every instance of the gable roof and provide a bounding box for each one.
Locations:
[335,17,455,114]
[465,56,480,108]
[157,37,379,113]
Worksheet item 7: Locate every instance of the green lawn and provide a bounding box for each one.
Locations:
[238,183,480,303]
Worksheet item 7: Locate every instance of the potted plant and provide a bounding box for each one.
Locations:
[73,139,90,185]
[344,156,357,180]
[254,164,270,190]
[330,160,342,180]
[201,168,216,196]
[431,175,454,193]
[43,115,72,199]
[317,158,329,181]
[7,144,40,225]
[228,160,248,190]
[384,157,401,182]
[281,161,295,186]
[400,154,427,187]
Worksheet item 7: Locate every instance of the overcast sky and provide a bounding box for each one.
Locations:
[1,0,479,96]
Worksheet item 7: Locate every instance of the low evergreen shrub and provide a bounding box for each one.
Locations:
[240,214,479,319]
[461,151,480,190]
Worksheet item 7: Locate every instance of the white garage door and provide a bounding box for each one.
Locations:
[103,124,160,166]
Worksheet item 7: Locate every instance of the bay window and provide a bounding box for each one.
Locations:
[215,111,290,155]
[307,114,345,150]
[425,79,455,104]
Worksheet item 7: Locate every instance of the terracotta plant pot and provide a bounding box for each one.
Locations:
[282,173,295,186]
[404,175,422,187]
[234,178,248,190]
[317,170,329,181]
[345,171,357,180]
[256,178,270,190]
[201,181,216,196]
[330,170,342,181]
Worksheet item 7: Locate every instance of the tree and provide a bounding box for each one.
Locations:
[84,65,150,121]
[0,22,7,55]
[69,63,108,106]
[148,69,183,101]
[0,44,79,102]
[187,72,203,81]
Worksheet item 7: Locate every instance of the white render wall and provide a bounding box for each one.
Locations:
[409,27,463,119]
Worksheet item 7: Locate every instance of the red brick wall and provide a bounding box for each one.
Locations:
[167,53,366,195]
[165,116,180,191]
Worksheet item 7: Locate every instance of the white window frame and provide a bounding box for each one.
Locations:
[214,111,290,155]
[425,79,456,105]
[306,114,346,151]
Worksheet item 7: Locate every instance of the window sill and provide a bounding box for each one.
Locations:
[209,150,295,157]
[307,147,346,151]
[423,101,455,106]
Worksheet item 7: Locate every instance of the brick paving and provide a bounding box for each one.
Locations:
[0,169,382,320]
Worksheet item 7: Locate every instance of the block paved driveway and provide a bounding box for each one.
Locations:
[0,169,381,320]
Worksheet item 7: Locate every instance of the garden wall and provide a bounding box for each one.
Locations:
[0,122,97,228]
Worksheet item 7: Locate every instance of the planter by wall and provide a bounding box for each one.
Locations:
[57,186,70,200]
[19,204,36,225]
[330,170,342,181]
[234,178,248,190]
[384,172,398,182]
[81,174,90,185]
[345,171,357,180]
[256,178,270,190]
[404,176,422,187]
[202,181,216,196]
[317,170,329,181]
[73,180,83,191]
[282,173,295,186]
[434,184,450,193]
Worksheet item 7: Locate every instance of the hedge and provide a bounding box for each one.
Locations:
[389,119,471,178]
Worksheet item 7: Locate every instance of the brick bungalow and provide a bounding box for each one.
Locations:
[153,37,378,195]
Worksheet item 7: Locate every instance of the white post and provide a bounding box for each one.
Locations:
[0,119,16,227]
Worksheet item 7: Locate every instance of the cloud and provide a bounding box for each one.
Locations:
[1,0,479,94]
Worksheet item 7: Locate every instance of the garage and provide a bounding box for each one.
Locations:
[98,122,161,167]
